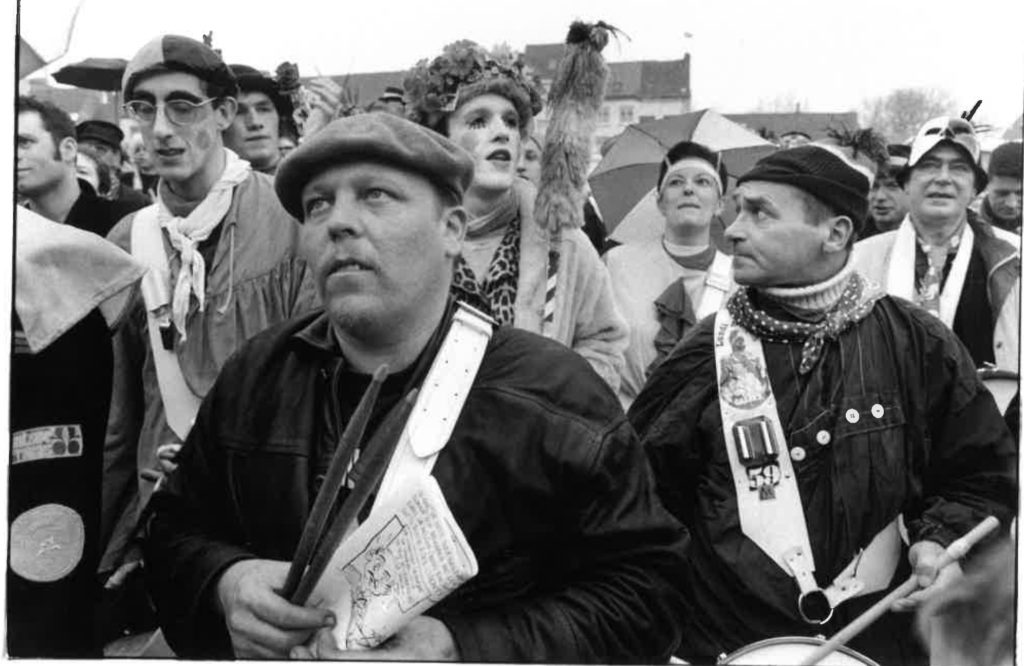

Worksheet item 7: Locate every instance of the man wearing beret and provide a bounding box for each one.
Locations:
[143,112,688,662]
[974,140,1022,234]
[630,145,1015,664]
[855,117,1020,372]
[76,119,152,209]
[100,35,317,588]
[222,64,295,175]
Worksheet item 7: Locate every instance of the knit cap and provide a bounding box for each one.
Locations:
[988,141,1022,179]
[737,145,869,230]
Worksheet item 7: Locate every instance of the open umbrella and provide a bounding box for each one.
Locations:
[589,109,776,244]
[53,57,128,91]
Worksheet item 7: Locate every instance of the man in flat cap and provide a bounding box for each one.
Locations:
[222,64,295,175]
[974,140,1022,234]
[630,145,1015,664]
[100,35,317,590]
[77,119,152,209]
[143,112,688,662]
[855,117,1020,373]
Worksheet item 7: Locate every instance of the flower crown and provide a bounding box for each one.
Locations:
[404,40,543,128]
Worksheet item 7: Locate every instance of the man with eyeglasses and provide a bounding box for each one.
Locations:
[98,35,318,612]
[222,65,297,175]
[855,116,1020,373]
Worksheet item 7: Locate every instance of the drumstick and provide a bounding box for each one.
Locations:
[290,389,418,606]
[799,516,1000,666]
[281,364,388,601]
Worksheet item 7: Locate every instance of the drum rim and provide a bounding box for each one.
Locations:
[719,636,880,666]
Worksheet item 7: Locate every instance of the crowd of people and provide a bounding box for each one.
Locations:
[10,22,1022,665]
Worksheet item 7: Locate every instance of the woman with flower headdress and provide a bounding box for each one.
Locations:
[404,26,627,389]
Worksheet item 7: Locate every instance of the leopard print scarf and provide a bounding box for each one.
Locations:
[451,217,521,326]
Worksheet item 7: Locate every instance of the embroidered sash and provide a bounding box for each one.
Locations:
[715,307,900,624]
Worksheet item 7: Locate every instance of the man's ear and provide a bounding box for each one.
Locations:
[823,214,854,254]
[59,137,77,165]
[441,205,467,258]
[214,97,238,130]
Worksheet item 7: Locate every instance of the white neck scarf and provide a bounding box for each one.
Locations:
[155,148,251,338]
[886,215,974,328]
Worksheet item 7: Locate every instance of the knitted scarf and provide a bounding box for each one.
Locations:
[155,148,251,339]
[728,271,882,374]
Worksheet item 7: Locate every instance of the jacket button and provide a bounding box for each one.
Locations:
[871,404,884,419]
[845,409,860,424]
[791,446,807,462]
[816,430,831,446]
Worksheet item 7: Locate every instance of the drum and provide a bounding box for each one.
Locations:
[978,366,1019,416]
[717,636,879,665]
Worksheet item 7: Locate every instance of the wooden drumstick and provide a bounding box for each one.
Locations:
[799,516,1000,666]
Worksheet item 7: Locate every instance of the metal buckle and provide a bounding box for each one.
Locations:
[798,588,834,625]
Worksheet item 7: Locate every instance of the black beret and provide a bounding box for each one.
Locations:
[76,120,124,150]
[737,145,870,231]
[274,113,475,220]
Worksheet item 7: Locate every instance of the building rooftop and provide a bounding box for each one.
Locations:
[523,43,690,100]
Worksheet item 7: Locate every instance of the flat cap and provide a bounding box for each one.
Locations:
[275,113,475,220]
[123,35,238,99]
[76,120,124,149]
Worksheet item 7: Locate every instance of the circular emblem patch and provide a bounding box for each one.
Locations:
[10,504,85,583]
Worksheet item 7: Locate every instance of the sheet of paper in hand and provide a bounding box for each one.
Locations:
[306,472,477,650]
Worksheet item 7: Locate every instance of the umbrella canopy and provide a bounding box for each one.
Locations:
[589,109,776,242]
[53,57,128,91]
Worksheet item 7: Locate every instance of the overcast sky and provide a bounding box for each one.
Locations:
[14,0,1024,129]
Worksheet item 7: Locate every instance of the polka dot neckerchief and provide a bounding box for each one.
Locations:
[727,272,883,375]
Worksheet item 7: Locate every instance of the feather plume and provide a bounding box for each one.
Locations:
[535,21,612,230]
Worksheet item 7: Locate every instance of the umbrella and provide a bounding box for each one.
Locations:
[53,57,128,91]
[589,109,777,244]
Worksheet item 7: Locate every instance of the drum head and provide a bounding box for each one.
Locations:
[718,636,879,665]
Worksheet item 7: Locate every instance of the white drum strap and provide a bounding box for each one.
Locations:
[696,252,732,320]
[373,303,494,510]
[715,308,900,623]
[130,206,202,440]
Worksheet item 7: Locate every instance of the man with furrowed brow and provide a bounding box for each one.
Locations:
[630,144,1015,665]
[143,112,689,662]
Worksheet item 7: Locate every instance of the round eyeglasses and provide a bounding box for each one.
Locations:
[122,98,218,127]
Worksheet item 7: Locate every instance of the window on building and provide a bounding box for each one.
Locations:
[598,105,611,124]
[619,105,635,124]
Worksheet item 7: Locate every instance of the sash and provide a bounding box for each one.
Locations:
[372,303,494,510]
[130,205,202,440]
[714,308,900,624]
[886,216,974,328]
[695,252,732,320]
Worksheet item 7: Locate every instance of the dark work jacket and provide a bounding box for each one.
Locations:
[144,310,690,662]
[7,310,112,657]
[65,179,147,237]
[629,294,1016,665]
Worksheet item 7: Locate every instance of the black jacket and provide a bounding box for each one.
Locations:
[630,294,1017,664]
[144,310,689,662]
